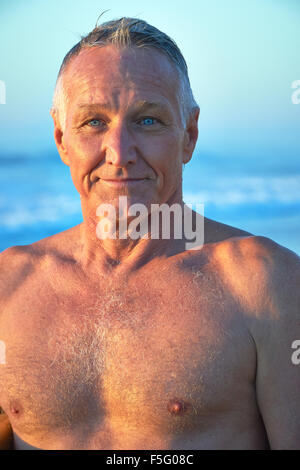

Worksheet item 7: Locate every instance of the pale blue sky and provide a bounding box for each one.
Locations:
[0,0,299,254]
[0,0,299,170]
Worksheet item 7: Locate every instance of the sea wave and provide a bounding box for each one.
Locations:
[183,175,300,205]
[0,176,299,229]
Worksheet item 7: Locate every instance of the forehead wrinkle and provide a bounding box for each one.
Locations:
[66,46,179,99]
[71,70,175,100]
[69,86,123,118]
[76,100,170,113]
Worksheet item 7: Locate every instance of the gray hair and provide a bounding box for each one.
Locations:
[51,17,199,130]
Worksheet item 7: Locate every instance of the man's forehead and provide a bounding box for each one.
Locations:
[62,46,181,115]
[63,44,178,89]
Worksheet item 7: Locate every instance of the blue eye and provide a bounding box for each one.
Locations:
[88,119,102,127]
[141,117,157,126]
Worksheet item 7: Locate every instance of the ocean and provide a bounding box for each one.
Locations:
[0,153,299,256]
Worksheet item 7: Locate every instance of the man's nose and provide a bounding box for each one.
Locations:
[103,121,137,167]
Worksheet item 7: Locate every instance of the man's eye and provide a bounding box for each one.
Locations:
[139,117,158,126]
[87,119,103,127]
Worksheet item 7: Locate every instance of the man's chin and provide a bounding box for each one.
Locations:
[90,190,157,209]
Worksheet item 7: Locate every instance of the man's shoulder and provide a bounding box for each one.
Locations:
[183,217,299,295]
[0,225,81,304]
[0,244,34,281]
[212,234,300,329]
[214,233,300,294]
[0,224,81,261]
[0,245,34,311]
[202,217,296,274]
[209,227,298,270]
[228,234,299,281]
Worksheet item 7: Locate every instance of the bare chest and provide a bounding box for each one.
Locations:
[0,265,255,443]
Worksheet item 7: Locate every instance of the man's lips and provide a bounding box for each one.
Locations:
[99,178,149,187]
[101,178,147,181]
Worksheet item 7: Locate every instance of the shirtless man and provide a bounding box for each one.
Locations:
[0,17,299,450]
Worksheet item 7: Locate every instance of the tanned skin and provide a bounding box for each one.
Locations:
[0,45,299,450]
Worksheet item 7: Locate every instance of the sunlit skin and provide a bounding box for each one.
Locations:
[0,44,299,450]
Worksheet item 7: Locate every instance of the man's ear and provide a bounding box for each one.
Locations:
[50,109,70,166]
[182,107,200,165]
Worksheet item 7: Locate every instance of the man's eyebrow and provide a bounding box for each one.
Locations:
[132,100,171,113]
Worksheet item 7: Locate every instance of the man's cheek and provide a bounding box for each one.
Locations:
[68,165,91,197]
[68,141,101,172]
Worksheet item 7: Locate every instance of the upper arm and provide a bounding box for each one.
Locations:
[249,239,300,449]
[0,246,33,414]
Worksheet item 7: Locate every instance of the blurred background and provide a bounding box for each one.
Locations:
[0,0,299,254]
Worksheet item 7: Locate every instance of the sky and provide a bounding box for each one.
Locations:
[0,0,299,254]
[0,0,299,165]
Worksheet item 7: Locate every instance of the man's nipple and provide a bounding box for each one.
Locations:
[10,400,23,416]
[167,398,189,416]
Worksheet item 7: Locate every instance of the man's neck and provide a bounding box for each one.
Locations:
[76,192,190,276]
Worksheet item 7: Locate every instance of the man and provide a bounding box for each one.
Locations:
[0,17,299,450]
